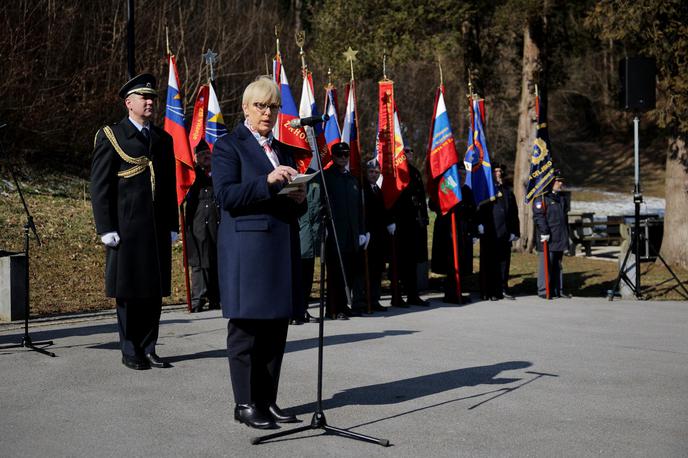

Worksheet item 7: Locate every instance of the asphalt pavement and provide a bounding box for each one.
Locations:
[1,294,687,457]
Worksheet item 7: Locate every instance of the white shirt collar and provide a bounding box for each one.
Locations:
[244,120,274,147]
[128,117,150,132]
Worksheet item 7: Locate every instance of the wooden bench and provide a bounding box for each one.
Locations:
[569,218,624,256]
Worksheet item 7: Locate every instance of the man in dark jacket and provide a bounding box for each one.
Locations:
[91,74,178,370]
[324,142,367,319]
[294,168,322,324]
[391,147,429,307]
[431,168,477,303]
[363,159,392,312]
[533,170,570,298]
[184,141,220,313]
[478,162,520,300]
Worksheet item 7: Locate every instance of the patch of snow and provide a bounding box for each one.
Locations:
[569,188,665,218]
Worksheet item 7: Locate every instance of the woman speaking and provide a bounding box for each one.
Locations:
[212,76,306,429]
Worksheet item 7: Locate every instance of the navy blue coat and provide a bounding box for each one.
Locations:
[533,191,570,252]
[212,123,306,319]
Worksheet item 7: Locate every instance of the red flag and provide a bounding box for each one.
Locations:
[164,55,195,206]
[188,84,209,151]
[376,80,410,209]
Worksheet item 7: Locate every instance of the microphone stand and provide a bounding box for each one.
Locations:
[252,125,389,447]
[0,126,55,356]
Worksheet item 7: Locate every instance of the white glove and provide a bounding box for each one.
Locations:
[477,224,484,235]
[540,234,551,243]
[386,223,396,235]
[358,234,367,246]
[363,232,371,250]
[171,231,179,243]
[100,232,120,247]
[509,233,519,242]
[472,237,479,245]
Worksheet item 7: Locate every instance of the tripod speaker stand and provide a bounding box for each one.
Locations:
[608,115,688,300]
[252,124,389,447]
[0,126,55,357]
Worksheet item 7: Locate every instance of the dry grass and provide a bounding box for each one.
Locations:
[0,175,685,320]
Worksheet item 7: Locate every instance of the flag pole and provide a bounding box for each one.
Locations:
[180,206,193,312]
[451,212,463,303]
[343,47,371,312]
[534,84,550,299]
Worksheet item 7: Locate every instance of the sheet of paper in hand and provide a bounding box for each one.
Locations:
[278,171,319,195]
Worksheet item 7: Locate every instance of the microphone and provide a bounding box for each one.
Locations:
[288,114,329,128]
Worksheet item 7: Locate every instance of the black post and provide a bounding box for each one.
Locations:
[127,0,135,78]
[632,115,642,299]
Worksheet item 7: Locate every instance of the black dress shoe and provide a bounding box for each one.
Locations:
[343,307,362,317]
[145,353,172,368]
[207,302,221,310]
[407,296,429,306]
[234,404,277,429]
[122,355,150,370]
[502,292,515,300]
[305,312,320,323]
[334,312,349,320]
[190,305,203,313]
[391,299,409,308]
[267,404,300,423]
[371,303,387,312]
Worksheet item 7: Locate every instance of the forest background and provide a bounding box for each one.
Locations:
[0,0,686,315]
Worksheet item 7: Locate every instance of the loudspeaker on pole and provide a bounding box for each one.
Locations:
[619,57,656,112]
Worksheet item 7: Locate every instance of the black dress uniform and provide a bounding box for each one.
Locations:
[324,165,364,318]
[363,179,391,308]
[533,189,570,297]
[90,75,178,369]
[478,183,520,299]
[431,185,477,302]
[391,164,429,305]
[184,165,220,312]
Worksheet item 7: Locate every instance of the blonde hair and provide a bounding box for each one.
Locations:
[242,76,281,108]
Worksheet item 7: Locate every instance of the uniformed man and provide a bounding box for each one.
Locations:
[362,158,392,312]
[533,169,570,298]
[184,141,220,313]
[324,142,367,319]
[91,73,178,370]
[431,167,477,303]
[477,162,520,300]
[390,147,430,307]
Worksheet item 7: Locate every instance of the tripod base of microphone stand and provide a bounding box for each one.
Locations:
[251,411,390,447]
[0,335,56,357]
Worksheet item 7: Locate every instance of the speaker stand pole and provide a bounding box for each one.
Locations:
[0,133,55,356]
[609,115,644,301]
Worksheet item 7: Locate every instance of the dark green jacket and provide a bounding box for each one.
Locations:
[299,171,323,258]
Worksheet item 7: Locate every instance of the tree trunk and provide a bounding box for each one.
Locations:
[660,134,688,269]
[513,17,545,252]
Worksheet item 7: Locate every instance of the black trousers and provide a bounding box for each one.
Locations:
[496,240,513,294]
[479,237,503,298]
[301,257,315,309]
[226,318,289,406]
[191,265,220,308]
[115,297,162,358]
[325,248,354,316]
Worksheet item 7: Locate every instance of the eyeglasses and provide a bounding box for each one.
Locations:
[253,102,281,113]
[333,152,350,158]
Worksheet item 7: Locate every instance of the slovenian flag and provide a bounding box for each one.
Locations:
[163,55,195,206]
[341,82,363,179]
[427,86,462,215]
[205,82,227,150]
[299,70,331,169]
[464,98,496,207]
